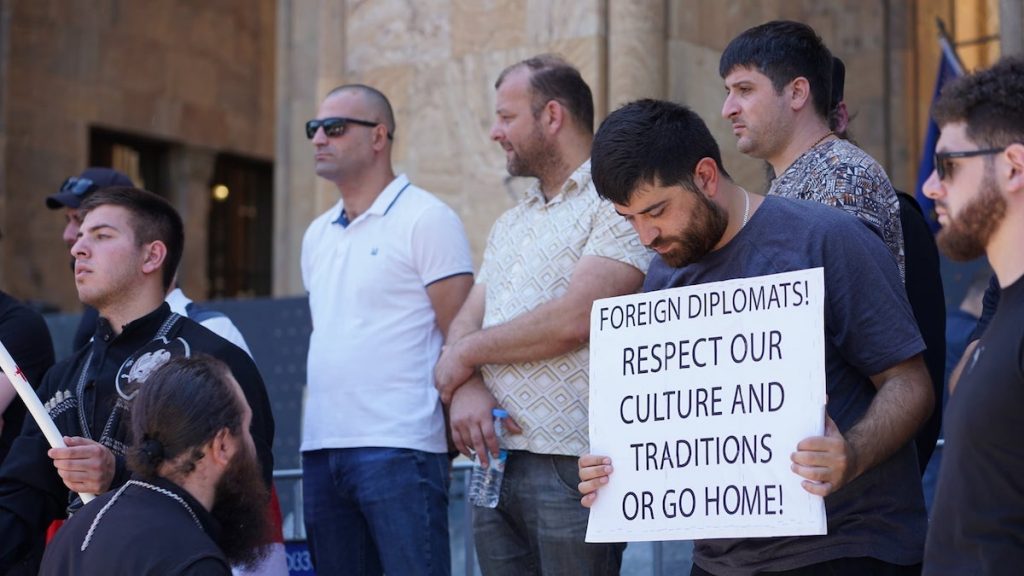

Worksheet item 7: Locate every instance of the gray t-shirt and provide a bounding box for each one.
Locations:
[645,196,926,575]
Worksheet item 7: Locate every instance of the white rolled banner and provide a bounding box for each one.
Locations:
[0,339,95,503]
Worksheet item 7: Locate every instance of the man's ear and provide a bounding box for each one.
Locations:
[1003,143,1024,195]
[541,100,564,135]
[694,157,721,198]
[789,77,811,112]
[141,241,167,277]
[209,427,238,468]
[372,123,390,151]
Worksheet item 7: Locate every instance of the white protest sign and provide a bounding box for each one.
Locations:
[586,268,826,542]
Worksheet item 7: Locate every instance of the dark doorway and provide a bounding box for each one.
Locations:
[89,128,169,195]
[207,153,273,299]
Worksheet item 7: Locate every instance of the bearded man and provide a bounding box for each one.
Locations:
[40,355,271,574]
[921,57,1024,576]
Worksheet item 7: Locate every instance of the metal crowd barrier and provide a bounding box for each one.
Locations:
[271,461,683,576]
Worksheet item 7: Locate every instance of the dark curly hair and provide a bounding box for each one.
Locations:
[934,56,1024,148]
[127,355,244,481]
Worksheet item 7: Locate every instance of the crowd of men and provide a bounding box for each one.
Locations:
[0,16,1019,576]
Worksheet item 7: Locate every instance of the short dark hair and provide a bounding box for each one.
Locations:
[934,56,1024,148]
[78,187,184,291]
[496,54,595,133]
[719,20,833,120]
[128,355,244,481]
[591,99,731,205]
[326,84,397,139]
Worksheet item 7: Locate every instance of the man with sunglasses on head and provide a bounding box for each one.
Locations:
[300,84,474,576]
[921,57,1024,575]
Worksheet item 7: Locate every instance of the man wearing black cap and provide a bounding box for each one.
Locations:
[46,168,251,357]
[0,187,276,573]
[42,171,282,573]
[46,168,134,352]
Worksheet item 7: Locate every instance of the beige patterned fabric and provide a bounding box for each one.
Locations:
[477,161,652,456]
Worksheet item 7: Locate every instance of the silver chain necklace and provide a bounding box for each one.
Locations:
[81,479,203,551]
[740,188,751,228]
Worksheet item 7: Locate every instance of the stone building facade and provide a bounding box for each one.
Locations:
[0,0,1002,310]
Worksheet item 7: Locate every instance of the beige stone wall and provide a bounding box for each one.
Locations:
[0,1,964,304]
[1,0,275,309]
[274,0,925,296]
[667,0,914,194]
[275,0,642,296]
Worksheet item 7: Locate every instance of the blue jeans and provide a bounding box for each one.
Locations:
[302,447,451,576]
[473,451,625,575]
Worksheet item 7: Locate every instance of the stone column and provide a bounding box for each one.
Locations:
[273,0,347,296]
[607,0,667,111]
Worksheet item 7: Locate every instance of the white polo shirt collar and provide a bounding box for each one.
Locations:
[332,174,414,228]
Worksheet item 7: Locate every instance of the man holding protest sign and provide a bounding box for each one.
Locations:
[579,100,932,575]
[921,57,1024,574]
[434,55,650,574]
[0,187,275,573]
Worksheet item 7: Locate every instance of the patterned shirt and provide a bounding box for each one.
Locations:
[477,160,652,456]
[769,138,905,280]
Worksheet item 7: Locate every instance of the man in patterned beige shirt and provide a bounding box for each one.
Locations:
[434,55,651,575]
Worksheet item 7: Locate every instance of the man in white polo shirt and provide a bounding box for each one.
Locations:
[433,55,651,575]
[300,84,474,576]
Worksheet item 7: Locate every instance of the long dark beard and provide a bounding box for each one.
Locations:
[937,172,1007,261]
[211,446,272,569]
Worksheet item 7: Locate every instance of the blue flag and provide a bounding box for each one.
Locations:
[915,35,964,233]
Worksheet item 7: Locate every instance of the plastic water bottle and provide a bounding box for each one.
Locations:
[468,408,508,508]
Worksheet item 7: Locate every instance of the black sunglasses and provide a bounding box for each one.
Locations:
[934,147,1006,181]
[58,177,99,197]
[305,117,393,140]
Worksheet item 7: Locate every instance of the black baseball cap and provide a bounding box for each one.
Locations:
[45,167,134,210]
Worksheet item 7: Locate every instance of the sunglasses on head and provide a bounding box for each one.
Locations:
[305,117,393,140]
[59,177,99,197]
[934,147,1007,181]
